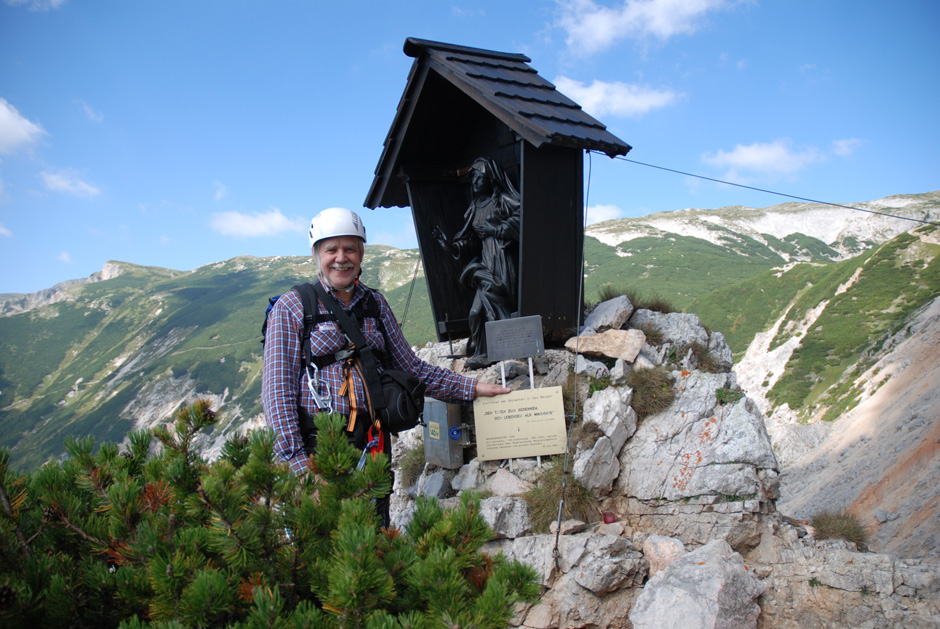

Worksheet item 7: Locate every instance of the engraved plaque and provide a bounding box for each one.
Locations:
[484,315,544,362]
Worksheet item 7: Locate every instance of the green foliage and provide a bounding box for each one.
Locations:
[588,374,613,395]
[593,285,678,314]
[781,233,841,260]
[691,222,940,420]
[641,326,665,346]
[560,370,584,421]
[395,438,426,490]
[626,367,676,419]
[569,419,604,452]
[523,460,597,533]
[691,262,835,356]
[0,404,539,627]
[681,342,720,373]
[583,233,782,310]
[715,387,744,405]
[767,231,940,413]
[811,509,870,549]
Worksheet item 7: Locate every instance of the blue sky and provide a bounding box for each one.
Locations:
[1,0,937,294]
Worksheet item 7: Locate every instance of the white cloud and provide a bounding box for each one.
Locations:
[556,0,729,56]
[586,203,623,224]
[832,138,862,156]
[81,101,104,123]
[40,169,101,197]
[210,208,305,238]
[701,138,821,181]
[0,221,11,237]
[0,97,46,154]
[56,251,73,264]
[554,76,679,117]
[4,0,68,10]
[213,180,228,202]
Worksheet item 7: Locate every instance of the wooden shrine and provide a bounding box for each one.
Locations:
[365,38,631,352]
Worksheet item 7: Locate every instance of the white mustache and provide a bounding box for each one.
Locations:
[330,263,354,270]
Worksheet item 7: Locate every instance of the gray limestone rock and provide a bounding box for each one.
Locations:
[630,539,764,629]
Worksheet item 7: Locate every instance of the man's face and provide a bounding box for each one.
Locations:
[315,235,363,288]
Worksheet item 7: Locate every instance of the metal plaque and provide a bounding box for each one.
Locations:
[484,315,544,362]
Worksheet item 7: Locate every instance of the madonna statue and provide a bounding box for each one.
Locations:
[434,157,521,367]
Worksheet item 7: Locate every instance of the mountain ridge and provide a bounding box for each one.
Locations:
[1,190,938,473]
[587,190,939,261]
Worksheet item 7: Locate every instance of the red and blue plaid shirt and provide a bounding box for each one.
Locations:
[262,281,476,474]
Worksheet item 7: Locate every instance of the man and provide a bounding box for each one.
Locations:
[262,207,509,525]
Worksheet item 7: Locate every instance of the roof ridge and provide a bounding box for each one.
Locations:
[404,37,531,63]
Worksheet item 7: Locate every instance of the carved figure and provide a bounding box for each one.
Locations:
[434,157,521,366]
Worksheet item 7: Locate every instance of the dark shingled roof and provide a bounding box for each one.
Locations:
[365,37,631,209]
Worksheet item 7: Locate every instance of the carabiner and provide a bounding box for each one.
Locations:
[305,362,333,414]
[357,437,380,471]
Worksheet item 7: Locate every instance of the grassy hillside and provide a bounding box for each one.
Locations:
[583,232,785,309]
[692,224,940,421]
[766,227,940,416]
[0,250,425,470]
[2,205,937,470]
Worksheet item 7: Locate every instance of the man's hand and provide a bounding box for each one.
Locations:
[474,381,511,398]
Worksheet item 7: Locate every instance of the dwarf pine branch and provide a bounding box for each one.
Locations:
[0,403,540,627]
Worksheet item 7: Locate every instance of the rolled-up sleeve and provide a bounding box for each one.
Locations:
[261,291,309,475]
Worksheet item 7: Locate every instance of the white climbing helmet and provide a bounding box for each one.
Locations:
[308,207,367,249]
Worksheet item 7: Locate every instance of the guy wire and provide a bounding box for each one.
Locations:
[400,255,422,332]
[553,150,593,561]
[610,154,939,227]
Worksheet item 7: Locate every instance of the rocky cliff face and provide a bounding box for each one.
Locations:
[386,296,940,628]
[775,295,940,561]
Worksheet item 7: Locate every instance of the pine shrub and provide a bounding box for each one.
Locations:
[0,401,539,627]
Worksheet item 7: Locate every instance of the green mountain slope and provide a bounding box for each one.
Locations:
[583,231,786,309]
[0,251,423,470]
[2,192,938,471]
[692,224,940,421]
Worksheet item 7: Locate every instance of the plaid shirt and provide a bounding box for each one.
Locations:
[262,281,476,475]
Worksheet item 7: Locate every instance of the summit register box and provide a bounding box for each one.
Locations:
[422,398,466,469]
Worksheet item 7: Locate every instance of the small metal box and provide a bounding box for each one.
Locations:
[422,398,466,469]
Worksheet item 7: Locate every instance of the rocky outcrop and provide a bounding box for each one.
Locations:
[0,261,127,315]
[390,296,940,628]
[630,539,764,629]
